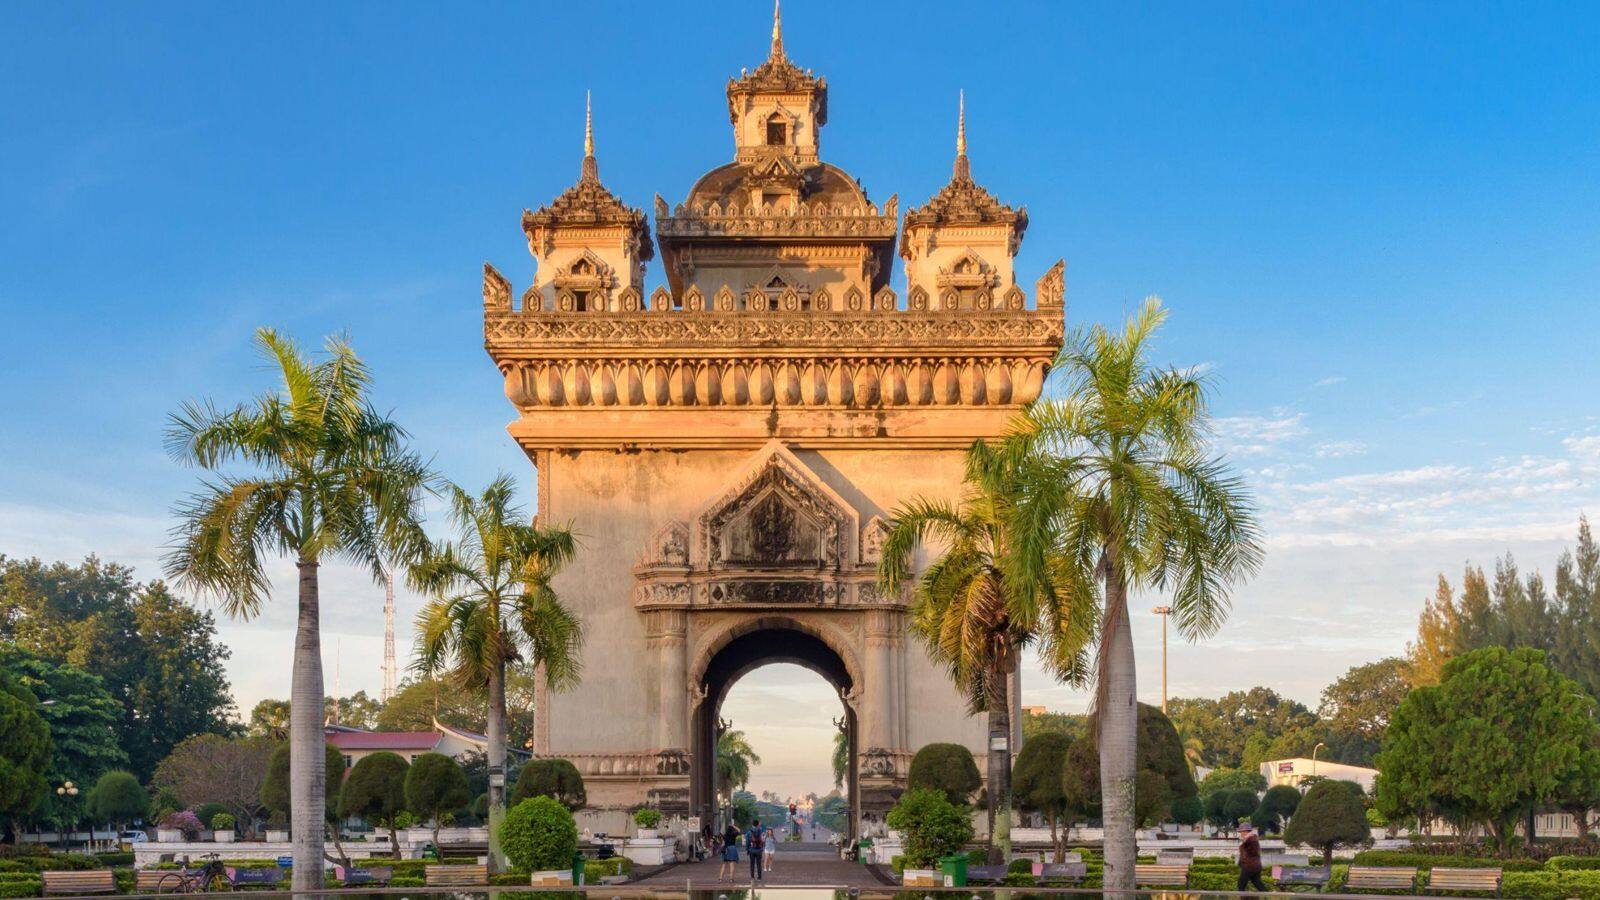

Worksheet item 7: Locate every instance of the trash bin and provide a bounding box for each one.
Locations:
[857,836,872,864]
[939,853,969,887]
[572,851,586,885]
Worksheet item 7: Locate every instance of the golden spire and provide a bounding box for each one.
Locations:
[581,91,598,182]
[770,0,785,60]
[953,90,970,180]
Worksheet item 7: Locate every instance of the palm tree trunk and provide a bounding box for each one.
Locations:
[486,660,509,874]
[289,558,325,893]
[984,658,1013,864]
[1098,565,1138,893]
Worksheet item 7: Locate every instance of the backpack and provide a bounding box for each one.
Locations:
[749,829,764,851]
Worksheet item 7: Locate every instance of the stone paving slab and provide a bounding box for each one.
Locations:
[632,843,886,889]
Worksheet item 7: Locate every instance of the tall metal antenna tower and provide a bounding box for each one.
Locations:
[381,570,397,702]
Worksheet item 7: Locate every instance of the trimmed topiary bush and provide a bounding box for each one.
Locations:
[404,752,470,846]
[632,807,661,829]
[906,743,981,806]
[499,796,578,872]
[338,751,410,853]
[1285,780,1369,863]
[511,759,586,812]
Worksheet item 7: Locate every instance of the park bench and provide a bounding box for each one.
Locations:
[1276,866,1333,892]
[1038,861,1088,884]
[224,867,283,889]
[134,870,174,893]
[901,868,940,887]
[1134,863,1191,888]
[1427,867,1503,897]
[41,871,116,895]
[426,863,488,887]
[966,865,1008,884]
[1347,866,1420,893]
[333,865,394,887]
[1156,848,1196,866]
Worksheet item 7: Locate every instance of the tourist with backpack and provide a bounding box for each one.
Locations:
[745,818,765,881]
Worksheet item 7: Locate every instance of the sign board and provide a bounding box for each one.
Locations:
[687,817,700,832]
[1278,762,1295,774]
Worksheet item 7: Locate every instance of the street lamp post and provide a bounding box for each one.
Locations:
[1151,606,1173,713]
[55,781,79,850]
[1310,741,1328,787]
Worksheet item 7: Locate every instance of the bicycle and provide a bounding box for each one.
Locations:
[156,854,233,893]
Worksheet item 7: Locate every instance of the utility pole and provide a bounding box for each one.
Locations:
[1152,606,1172,713]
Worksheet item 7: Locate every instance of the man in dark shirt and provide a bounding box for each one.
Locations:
[1236,822,1266,891]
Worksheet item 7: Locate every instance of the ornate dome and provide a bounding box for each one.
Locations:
[682,160,869,212]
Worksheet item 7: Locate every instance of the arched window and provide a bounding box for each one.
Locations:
[765,115,788,146]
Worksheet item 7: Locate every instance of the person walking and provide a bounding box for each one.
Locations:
[1236,822,1266,892]
[745,818,765,882]
[718,822,740,881]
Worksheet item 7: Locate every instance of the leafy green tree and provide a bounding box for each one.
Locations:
[261,742,345,852]
[1552,517,1599,699]
[0,645,126,826]
[411,475,581,872]
[339,752,409,856]
[511,759,586,812]
[1005,299,1262,889]
[1283,779,1369,862]
[375,671,539,752]
[1317,657,1412,766]
[1375,646,1600,851]
[1169,794,1204,828]
[1167,688,1315,769]
[906,743,982,807]
[86,770,147,830]
[0,670,51,836]
[404,753,471,846]
[0,558,235,779]
[885,787,975,868]
[1062,704,1198,828]
[1198,766,1266,794]
[247,699,290,737]
[499,796,577,872]
[1254,784,1302,834]
[165,330,430,890]
[1013,732,1072,861]
[880,440,1097,863]
[1203,789,1259,835]
[716,730,761,798]
[1021,710,1088,742]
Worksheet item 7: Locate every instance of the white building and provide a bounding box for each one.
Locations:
[1260,757,1378,793]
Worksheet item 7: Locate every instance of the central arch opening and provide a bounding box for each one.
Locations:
[691,624,858,840]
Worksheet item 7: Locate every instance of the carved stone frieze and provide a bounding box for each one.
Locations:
[698,443,854,569]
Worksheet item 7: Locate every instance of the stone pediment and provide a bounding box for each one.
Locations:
[694,440,857,570]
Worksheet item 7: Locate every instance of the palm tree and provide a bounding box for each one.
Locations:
[831,728,849,791]
[716,729,761,798]
[1181,735,1206,776]
[165,329,430,891]
[1005,299,1262,891]
[410,475,582,872]
[878,441,1098,863]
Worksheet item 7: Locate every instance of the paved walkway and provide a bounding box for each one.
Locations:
[633,842,887,889]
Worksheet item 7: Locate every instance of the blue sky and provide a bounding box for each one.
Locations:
[3,1,1598,797]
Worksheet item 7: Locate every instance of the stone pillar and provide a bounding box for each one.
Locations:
[649,609,689,751]
[860,607,904,823]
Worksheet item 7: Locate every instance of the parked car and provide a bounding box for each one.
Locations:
[119,830,149,844]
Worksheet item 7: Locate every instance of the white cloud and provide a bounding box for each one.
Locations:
[1313,440,1368,458]
[1312,376,1346,388]
[1212,412,1308,456]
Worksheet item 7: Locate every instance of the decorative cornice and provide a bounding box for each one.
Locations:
[485,308,1062,353]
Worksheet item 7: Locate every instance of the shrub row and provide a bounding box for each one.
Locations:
[1353,850,1547,872]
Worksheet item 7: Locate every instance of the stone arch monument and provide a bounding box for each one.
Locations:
[479,10,1065,834]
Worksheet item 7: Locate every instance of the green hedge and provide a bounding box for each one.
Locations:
[1502,871,1600,900]
[1353,850,1546,872]
[94,854,133,867]
[0,878,39,899]
[389,876,424,887]
[583,857,630,880]
[1549,856,1600,872]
